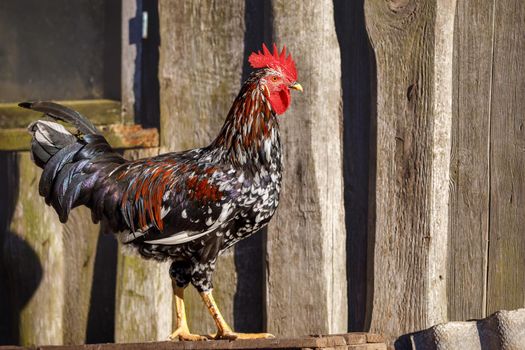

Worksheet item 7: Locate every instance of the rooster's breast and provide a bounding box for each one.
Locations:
[221,165,282,252]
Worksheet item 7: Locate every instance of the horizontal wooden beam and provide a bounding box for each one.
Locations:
[0,99,123,129]
[0,334,386,350]
[0,124,159,151]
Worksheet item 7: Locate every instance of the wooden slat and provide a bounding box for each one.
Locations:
[159,2,246,151]
[121,2,138,124]
[114,148,172,342]
[1,153,99,346]
[332,332,385,345]
[448,0,494,321]
[266,0,347,337]
[158,0,262,336]
[0,334,387,350]
[487,0,525,314]
[0,125,158,151]
[348,345,387,350]
[364,0,456,341]
[0,100,122,129]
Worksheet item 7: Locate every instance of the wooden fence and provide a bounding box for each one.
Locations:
[0,0,524,347]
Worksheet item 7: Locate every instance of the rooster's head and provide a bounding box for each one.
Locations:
[249,43,302,115]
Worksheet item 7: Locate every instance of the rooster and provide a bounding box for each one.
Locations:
[21,44,302,341]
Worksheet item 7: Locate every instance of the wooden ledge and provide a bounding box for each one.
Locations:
[0,99,158,151]
[0,124,159,151]
[0,100,123,128]
[0,334,386,350]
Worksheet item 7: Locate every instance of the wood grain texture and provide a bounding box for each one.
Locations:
[8,334,387,350]
[158,0,245,152]
[158,0,263,335]
[429,0,456,327]
[364,0,455,341]
[61,208,101,345]
[448,0,493,321]
[114,148,173,342]
[2,153,99,346]
[0,100,122,129]
[0,125,159,152]
[267,0,347,336]
[121,0,138,124]
[486,0,525,314]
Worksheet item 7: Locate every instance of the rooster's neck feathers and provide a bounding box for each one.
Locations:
[212,70,281,168]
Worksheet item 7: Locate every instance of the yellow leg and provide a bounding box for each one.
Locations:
[200,290,275,340]
[168,282,208,341]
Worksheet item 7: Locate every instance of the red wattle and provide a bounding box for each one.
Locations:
[269,88,291,115]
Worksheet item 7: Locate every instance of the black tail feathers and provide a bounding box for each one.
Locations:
[23,101,125,223]
[20,101,100,135]
[28,119,77,167]
[23,101,101,167]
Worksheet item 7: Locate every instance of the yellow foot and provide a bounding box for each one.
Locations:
[168,327,209,341]
[213,331,275,340]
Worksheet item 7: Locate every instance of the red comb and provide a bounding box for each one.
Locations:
[248,43,297,81]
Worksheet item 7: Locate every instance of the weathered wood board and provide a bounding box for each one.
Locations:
[267,0,347,337]
[0,100,122,129]
[1,153,100,346]
[158,0,246,153]
[0,333,386,350]
[364,0,456,341]
[157,0,265,335]
[0,125,158,152]
[486,0,525,314]
[448,0,494,321]
[121,0,139,124]
[114,148,173,342]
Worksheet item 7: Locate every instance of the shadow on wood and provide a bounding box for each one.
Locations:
[85,224,118,344]
[0,153,43,345]
[333,0,377,332]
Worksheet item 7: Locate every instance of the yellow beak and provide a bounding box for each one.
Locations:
[289,82,303,92]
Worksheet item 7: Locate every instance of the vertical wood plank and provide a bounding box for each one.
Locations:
[114,243,172,342]
[2,153,99,346]
[62,208,101,344]
[429,0,456,327]
[266,0,347,336]
[364,0,455,341]
[3,153,64,346]
[157,0,252,335]
[159,0,246,152]
[121,0,140,124]
[487,0,525,314]
[114,148,173,342]
[448,0,493,321]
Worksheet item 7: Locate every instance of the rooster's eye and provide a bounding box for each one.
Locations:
[271,76,279,82]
